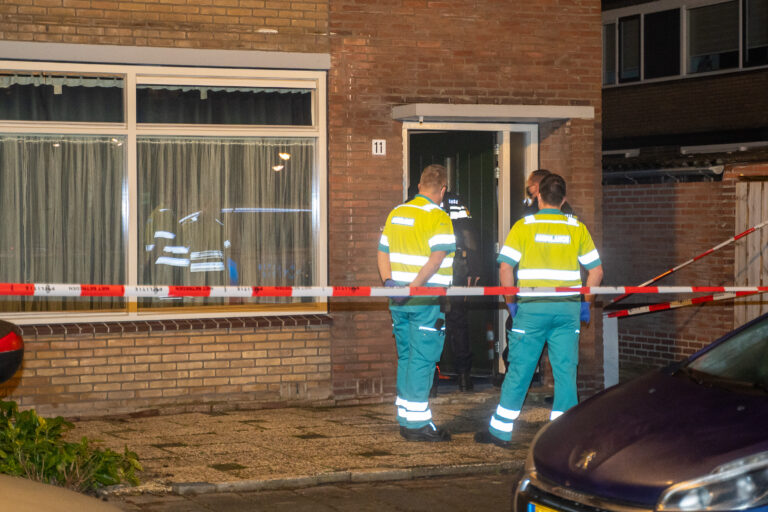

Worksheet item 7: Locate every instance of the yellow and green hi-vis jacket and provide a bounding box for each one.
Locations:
[379,194,456,287]
[498,208,601,301]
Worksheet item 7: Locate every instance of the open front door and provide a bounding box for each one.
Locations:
[408,131,497,375]
[404,122,537,381]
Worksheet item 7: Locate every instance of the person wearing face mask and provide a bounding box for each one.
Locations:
[524,169,574,217]
[476,173,603,448]
[503,170,575,376]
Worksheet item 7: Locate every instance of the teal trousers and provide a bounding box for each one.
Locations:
[490,301,580,441]
[390,299,445,429]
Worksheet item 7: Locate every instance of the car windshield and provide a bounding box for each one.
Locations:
[685,316,768,391]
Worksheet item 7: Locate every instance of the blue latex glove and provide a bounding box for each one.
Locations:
[385,278,408,305]
[580,301,591,323]
[507,303,518,319]
[227,257,239,286]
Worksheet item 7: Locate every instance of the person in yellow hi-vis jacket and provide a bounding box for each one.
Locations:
[378,164,456,442]
[475,173,603,448]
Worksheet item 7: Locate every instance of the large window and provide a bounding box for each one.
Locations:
[688,1,740,73]
[137,137,316,309]
[0,135,125,312]
[645,9,680,79]
[619,16,641,83]
[745,0,768,67]
[603,0,768,86]
[0,62,327,320]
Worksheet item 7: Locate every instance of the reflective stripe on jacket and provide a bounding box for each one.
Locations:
[497,208,600,298]
[379,194,456,287]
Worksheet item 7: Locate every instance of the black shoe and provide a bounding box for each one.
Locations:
[401,423,451,442]
[474,429,512,449]
[458,372,474,392]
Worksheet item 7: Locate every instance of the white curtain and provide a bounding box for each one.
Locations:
[0,135,125,311]
[137,136,315,306]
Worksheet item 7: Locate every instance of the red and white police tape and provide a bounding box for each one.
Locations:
[610,218,768,305]
[2,283,768,299]
[606,290,766,318]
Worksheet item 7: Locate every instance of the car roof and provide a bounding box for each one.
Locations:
[0,474,121,512]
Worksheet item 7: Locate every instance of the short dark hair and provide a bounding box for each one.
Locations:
[419,164,447,192]
[538,173,566,206]
[529,169,551,184]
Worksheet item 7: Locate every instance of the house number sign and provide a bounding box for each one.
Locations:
[372,139,386,156]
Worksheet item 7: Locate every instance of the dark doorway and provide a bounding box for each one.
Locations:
[408,131,498,375]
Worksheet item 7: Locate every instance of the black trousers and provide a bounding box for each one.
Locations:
[445,294,472,374]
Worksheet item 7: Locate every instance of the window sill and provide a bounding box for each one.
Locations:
[2,301,328,326]
[603,63,768,89]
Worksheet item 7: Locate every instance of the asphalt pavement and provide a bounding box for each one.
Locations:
[108,472,520,511]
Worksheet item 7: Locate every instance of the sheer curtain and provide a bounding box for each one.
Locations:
[0,135,125,311]
[137,136,315,306]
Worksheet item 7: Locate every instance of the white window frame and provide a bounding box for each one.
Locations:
[0,60,328,324]
[401,122,539,238]
[603,22,618,85]
[603,0,767,87]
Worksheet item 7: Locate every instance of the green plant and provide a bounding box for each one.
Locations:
[0,400,141,493]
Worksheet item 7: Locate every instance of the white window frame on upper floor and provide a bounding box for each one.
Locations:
[0,57,328,324]
[603,0,768,87]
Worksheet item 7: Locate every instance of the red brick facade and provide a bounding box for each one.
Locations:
[327,0,604,400]
[603,70,768,143]
[9,317,332,417]
[603,164,768,377]
[0,0,604,416]
[602,181,737,375]
[0,0,330,53]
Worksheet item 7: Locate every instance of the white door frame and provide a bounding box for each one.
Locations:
[402,121,539,373]
[401,121,539,245]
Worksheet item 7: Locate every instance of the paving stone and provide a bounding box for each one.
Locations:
[75,386,550,507]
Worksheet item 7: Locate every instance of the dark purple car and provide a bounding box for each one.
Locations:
[515,313,768,512]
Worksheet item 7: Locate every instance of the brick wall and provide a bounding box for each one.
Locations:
[1,317,332,418]
[327,0,604,399]
[603,180,737,375]
[0,0,330,53]
[0,1,335,416]
[0,0,606,411]
[604,69,768,143]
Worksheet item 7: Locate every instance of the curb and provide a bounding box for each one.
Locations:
[169,462,523,496]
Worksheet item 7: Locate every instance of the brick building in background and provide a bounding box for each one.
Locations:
[0,0,603,417]
[601,0,768,378]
